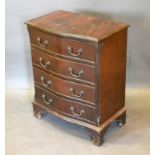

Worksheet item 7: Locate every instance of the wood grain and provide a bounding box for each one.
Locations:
[33,67,96,105]
[26,10,128,145]
[98,28,128,125]
[31,48,96,85]
[35,85,97,125]
[28,27,97,63]
[26,10,129,42]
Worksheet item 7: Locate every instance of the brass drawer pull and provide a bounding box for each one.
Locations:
[42,94,52,105]
[40,76,52,87]
[69,88,84,98]
[70,106,85,117]
[39,57,50,68]
[67,46,83,57]
[68,67,84,78]
[37,37,48,48]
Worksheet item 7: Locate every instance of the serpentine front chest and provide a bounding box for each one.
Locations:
[26,10,129,146]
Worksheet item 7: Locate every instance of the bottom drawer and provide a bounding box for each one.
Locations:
[35,86,97,125]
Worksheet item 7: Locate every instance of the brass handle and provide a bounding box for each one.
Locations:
[40,76,52,87]
[68,67,84,78]
[70,106,85,117]
[42,94,52,105]
[67,46,83,57]
[37,37,48,48]
[39,57,50,68]
[69,88,84,98]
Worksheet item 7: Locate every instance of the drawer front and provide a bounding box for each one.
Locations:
[32,48,96,84]
[33,67,96,105]
[28,28,96,63]
[35,86,97,124]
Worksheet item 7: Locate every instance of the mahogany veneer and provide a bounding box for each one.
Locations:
[26,10,129,146]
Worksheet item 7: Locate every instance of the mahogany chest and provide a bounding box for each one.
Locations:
[26,10,129,146]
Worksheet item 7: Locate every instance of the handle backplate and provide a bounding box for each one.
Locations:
[42,94,52,105]
[37,37,48,48]
[68,67,84,78]
[39,57,50,68]
[69,88,84,98]
[67,46,83,57]
[70,106,85,117]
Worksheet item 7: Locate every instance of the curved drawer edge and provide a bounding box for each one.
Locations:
[35,85,97,124]
[33,101,98,126]
[31,44,95,66]
[33,64,96,86]
[35,82,96,107]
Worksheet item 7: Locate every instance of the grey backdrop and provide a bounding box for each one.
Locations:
[6,0,150,89]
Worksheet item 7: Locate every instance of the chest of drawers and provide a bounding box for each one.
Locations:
[26,10,129,146]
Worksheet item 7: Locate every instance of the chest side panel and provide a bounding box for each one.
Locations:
[98,28,128,125]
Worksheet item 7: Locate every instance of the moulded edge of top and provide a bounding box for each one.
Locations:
[25,17,129,43]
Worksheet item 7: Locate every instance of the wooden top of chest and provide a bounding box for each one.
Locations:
[26,10,128,42]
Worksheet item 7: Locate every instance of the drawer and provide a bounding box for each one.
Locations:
[32,48,96,85]
[28,28,96,63]
[35,86,97,124]
[33,67,96,105]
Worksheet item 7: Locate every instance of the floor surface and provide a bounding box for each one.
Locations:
[6,88,150,155]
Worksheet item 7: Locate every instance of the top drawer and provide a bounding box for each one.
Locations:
[28,28,96,63]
